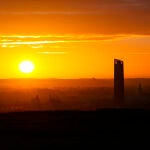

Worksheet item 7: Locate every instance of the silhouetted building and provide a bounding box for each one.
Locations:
[114,59,124,105]
[33,94,41,110]
[138,83,143,97]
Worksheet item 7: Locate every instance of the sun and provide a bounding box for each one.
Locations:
[19,60,35,74]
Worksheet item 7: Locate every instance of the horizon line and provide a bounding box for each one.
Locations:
[0,77,150,80]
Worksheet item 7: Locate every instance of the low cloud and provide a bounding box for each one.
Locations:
[0,34,126,48]
[37,51,67,55]
[0,34,149,49]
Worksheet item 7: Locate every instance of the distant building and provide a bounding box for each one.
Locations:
[114,59,124,105]
[138,83,143,97]
[33,94,41,110]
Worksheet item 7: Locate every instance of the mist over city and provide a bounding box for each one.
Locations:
[0,0,150,149]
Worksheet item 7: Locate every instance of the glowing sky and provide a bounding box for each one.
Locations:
[0,0,149,78]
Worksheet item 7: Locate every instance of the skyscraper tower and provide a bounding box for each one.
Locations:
[114,59,124,105]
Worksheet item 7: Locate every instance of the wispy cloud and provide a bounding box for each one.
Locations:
[0,34,123,48]
[37,51,67,55]
[0,34,149,48]
[0,41,58,45]
[0,11,106,15]
[128,52,150,55]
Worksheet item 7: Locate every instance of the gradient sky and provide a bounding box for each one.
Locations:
[0,0,150,78]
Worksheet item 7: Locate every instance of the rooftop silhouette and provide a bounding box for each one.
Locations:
[114,59,124,106]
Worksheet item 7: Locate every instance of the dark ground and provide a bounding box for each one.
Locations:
[0,109,150,149]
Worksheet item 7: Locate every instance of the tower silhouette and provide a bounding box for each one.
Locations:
[114,59,124,105]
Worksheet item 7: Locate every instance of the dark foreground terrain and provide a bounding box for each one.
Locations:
[0,109,150,149]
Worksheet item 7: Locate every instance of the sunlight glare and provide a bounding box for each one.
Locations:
[19,60,35,74]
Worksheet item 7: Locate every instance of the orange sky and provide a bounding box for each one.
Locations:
[0,0,149,78]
